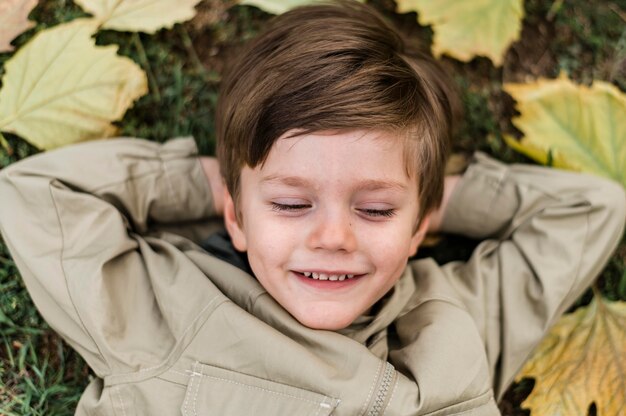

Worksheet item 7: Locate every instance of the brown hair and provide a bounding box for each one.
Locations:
[216,0,459,225]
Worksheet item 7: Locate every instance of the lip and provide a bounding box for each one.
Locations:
[291,270,365,290]
[293,269,364,276]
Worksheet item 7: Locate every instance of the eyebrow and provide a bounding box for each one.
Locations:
[260,175,408,192]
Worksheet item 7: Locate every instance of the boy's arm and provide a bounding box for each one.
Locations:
[0,137,219,377]
[434,152,626,400]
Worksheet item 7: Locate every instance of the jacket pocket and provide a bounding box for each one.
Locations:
[180,362,340,416]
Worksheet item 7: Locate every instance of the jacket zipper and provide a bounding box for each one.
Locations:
[366,362,396,416]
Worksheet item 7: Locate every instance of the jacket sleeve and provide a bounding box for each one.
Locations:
[439,151,626,400]
[0,137,217,377]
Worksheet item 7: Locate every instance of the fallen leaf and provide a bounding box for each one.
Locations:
[0,19,148,150]
[74,0,202,33]
[0,0,38,53]
[396,0,524,66]
[504,74,626,187]
[240,0,364,15]
[516,298,626,416]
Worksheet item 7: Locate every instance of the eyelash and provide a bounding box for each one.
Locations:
[270,203,396,218]
[359,208,396,218]
[271,203,311,212]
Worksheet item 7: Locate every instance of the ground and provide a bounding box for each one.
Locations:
[0,0,624,414]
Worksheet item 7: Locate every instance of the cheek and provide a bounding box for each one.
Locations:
[362,225,414,269]
[245,214,298,266]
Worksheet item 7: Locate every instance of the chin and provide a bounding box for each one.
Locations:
[293,310,356,331]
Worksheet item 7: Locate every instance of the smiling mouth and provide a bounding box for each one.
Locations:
[294,271,363,281]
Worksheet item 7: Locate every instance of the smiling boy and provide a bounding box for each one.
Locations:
[0,1,625,415]
[224,130,433,331]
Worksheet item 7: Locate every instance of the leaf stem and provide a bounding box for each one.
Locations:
[0,131,11,153]
[100,0,126,28]
[132,33,161,101]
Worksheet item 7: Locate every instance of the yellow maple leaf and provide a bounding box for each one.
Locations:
[239,0,364,15]
[396,0,524,66]
[504,74,626,187]
[0,19,147,150]
[74,0,202,33]
[516,298,626,415]
[0,0,38,53]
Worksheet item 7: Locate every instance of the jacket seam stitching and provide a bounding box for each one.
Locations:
[358,360,382,416]
[115,386,127,416]
[169,369,190,377]
[88,163,189,199]
[89,168,162,193]
[193,372,328,406]
[49,182,112,373]
[136,295,223,374]
[105,295,224,384]
[182,362,198,416]
[193,362,203,416]
[159,153,178,207]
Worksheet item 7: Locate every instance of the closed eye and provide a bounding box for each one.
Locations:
[271,202,311,212]
[358,208,395,218]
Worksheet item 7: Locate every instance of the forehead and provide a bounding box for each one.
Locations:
[252,129,417,190]
[267,128,410,165]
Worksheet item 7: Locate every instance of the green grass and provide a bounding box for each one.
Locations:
[1,1,625,415]
[0,237,90,415]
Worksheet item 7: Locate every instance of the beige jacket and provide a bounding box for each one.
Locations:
[0,137,624,416]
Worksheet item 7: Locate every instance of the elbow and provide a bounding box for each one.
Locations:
[568,177,626,292]
[588,177,626,244]
[598,178,626,223]
[612,182,626,225]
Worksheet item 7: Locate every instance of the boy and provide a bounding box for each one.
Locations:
[0,1,624,415]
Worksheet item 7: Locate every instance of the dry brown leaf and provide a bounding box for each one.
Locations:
[0,0,38,53]
[516,298,626,415]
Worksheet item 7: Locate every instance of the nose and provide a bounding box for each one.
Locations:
[306,209,357,253]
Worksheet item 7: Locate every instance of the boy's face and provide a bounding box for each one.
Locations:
[224,129,429,330]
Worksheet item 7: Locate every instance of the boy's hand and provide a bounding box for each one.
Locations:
[199,157,225,216]
[427,175,461,234]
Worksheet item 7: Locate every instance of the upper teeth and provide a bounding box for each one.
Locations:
[302,272,355,280]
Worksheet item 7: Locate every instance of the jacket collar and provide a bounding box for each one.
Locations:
[195,232,496,413]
